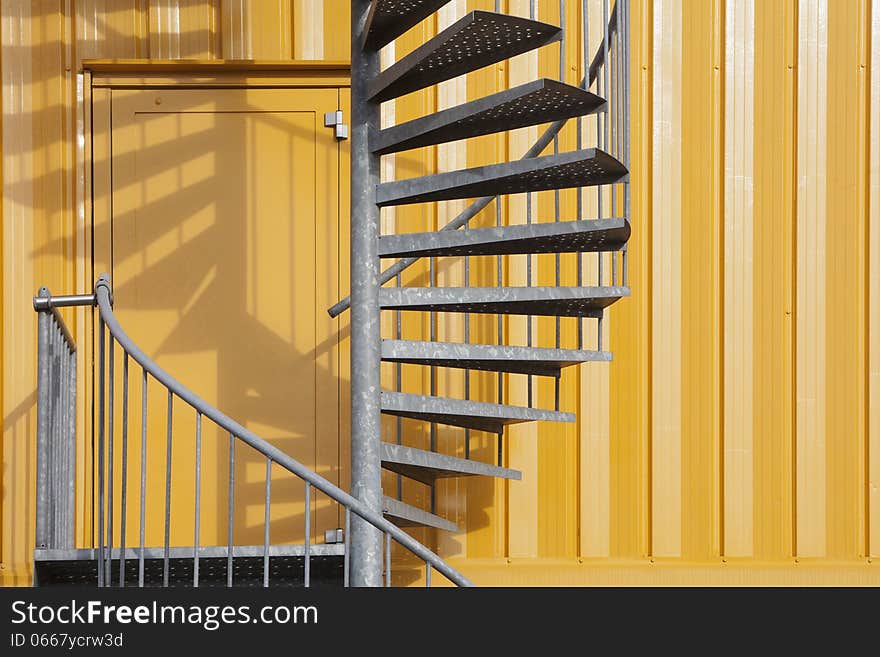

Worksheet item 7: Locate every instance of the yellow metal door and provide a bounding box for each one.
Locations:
[102,86,342,550]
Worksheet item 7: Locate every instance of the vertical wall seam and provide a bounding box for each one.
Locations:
[651,0,682,558]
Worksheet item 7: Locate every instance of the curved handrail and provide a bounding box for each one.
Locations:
[94,275,473,587]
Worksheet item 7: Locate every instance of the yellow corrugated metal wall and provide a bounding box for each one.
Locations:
[1,0,879,585]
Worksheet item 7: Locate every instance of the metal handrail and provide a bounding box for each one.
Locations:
[94,275,473,587]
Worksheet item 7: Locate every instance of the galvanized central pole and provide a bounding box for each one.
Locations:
[349,0,383,587]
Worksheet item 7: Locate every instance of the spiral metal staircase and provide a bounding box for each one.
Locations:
[342,0,630,585]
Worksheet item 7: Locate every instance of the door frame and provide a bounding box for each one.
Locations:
[77,61,352,549]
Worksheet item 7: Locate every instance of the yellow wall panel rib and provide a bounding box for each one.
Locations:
[505,0,540,560]
[435,0,468,560]
[76,1,147,60]
[752,0,796,560]
[825,0,867,560]
[608,0,651,560]
[294,0,323,59]
[463,0,506,562]
[870,0,880,559]
[1,1,38,582]
[651,0,682,558]
[796,0,827,558]
[723,0,755,558]
[580,0,611,560]
[680,0,722,561]
[220,0,291,59]
[148,0,218,59]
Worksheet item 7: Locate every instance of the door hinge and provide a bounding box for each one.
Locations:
[324,110,349,141]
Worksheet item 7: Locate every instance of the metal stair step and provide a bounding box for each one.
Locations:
[383,496,458,532]
[373,78,605,155]
[381,442,521,484]
[380,391,574,433]
[382,339,610,376]
[379,286,628,317]
[379,218,630,258]
[376,149,627,206]
[368,10,561,102]
[34,545,344,588]
[362,0,454,50]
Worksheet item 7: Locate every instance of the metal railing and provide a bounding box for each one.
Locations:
[33,276,472,587]
[34,288,82,551]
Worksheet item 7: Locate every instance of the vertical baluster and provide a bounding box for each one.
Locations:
[343,508,351,588]
[106,338,114,585]
[622,0,630,287]
[119,353,129,587]
[618,0,625,285]
[497,201,503,411]
[50,325,59,549]
[97,316,105,587]
[598,0,612,354]
[429,255,436,514]
[59,326,66,547]
[596,0,617,351]
[59,327,65,547]
[496,0,504,421]
[611,7,617,226]
[67,343,77,549]
[496,0,504,408]
[598,0,608,290]
[611,4,619,288]
[578,0,589,351]
[618,2,624,171]
[426,562,432,588]
[384,532,391,588]
[162,391,173,587]
[60,328,67,547]
[138,370,147,588]
[554,0,564,409]
[194,411,201,587]
[464,225,471,459]
[526,0,535,411]
[227,433,235,587]
[396,272,403,501]
[304,482,311,588]
[263,457,271,588]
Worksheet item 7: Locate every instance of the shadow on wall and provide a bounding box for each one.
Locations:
[16,32,495,572]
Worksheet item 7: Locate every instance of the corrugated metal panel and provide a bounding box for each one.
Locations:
[1,0,879,585]
[871,0,880,560]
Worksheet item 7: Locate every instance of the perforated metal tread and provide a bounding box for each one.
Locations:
[362,0,454,50]
[376,149,627,206]
[33,545,344,588]
[380,391,574,433]
[381,339,611,377]
[372,78,606,154]
[381,441,521,484]
[383,496,458,532]
[379,218,630,258]
[368,10,562,102]
[379,285,628,318]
